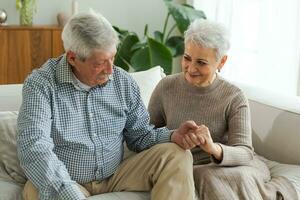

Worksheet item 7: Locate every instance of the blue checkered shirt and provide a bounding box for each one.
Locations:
[17,55,171,200]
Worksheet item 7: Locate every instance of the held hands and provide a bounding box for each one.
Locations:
[171,120,199,149]
[171,123,223,161]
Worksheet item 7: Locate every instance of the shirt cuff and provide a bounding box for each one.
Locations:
[157,127,172,143]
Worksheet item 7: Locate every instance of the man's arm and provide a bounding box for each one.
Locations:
[123,79,198,152]
[17,80,85,200]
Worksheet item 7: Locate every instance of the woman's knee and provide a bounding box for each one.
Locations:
[193,165,260,186]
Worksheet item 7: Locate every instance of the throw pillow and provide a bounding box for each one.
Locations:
[130,66,166,108]
[0,111,26,184]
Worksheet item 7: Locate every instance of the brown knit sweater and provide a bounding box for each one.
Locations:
[148,72,254,165]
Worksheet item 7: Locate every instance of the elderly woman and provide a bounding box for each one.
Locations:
[148,19,297,199]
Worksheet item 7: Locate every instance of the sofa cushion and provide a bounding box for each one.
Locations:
[130,66,165,108]
[0,179,150,200]
[0,111,26,184]
[259,156,300,198]
[88,192,150,200]
[0,179,23,200]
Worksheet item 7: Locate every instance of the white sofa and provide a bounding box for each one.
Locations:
[0,66,299,200]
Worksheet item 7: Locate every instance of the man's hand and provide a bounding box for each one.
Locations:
[171,120,200,149]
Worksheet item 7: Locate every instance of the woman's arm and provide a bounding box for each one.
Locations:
[216,90,254,166]
[192,90,254,166]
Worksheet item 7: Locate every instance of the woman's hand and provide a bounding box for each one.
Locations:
[171,120,200,149]
[191,125,223,161]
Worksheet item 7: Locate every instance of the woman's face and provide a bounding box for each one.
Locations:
[182,41,227,87]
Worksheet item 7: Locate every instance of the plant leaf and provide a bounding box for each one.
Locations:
[131,37,173,74]
[16,0,22,10]
[181,3,194,9]
[154,31,164,43]
[114,33,139,71]
[115,56,132,71]
[165,36,184,57]
[113,26,129,36]
[164,1,206,34]
[144,24,149,37]
[148,38,173,74]
[130,47,151,72]
[131,41,147,52]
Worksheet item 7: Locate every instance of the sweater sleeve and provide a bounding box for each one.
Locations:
[213,90,254,166]
[148,79,166,128]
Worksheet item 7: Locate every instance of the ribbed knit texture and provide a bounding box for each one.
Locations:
[149,73,253,165]
[148,73,298,199]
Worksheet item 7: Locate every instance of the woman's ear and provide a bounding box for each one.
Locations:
[217,55,228,71]
[66,51,76,66]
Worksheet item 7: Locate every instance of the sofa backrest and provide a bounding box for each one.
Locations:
[237,83,300,165]
[0,84,22,111]
[249,100,300,165]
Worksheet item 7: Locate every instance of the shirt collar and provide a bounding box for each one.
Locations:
[56,54,74,84]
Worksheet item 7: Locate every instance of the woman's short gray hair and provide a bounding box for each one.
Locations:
[62,11,119,60]
[184,19,230,61]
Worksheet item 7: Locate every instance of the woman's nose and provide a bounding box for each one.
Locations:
[187,64,197,73]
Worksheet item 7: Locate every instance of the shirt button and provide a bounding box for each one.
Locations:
[90,113,94,117]
[93,133,97,137]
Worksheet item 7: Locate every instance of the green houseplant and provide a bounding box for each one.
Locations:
[114,0,206,74]
[16,0,37,25]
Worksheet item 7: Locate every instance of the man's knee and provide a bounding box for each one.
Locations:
[151,143,193,164]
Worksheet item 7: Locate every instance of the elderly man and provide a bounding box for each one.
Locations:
[17,11,198,200]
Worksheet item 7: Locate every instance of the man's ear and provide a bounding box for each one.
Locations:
[218,55,228,71]
[66,51,76,66]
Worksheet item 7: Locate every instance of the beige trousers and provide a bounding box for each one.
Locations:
[23,143,195,200]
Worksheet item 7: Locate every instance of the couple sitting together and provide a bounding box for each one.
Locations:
[17,11,297,200]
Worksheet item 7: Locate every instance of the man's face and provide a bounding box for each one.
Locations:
[67,47,117,87]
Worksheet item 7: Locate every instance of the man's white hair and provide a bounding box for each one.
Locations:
[62,10,119,60]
